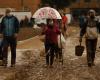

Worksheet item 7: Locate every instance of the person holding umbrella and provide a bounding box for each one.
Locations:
[42,19,61,68]
[33,6,62,67]
[62,13,68,39]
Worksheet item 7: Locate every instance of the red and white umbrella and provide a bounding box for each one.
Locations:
[32,7,62,19]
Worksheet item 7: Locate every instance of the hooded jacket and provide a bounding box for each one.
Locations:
[80,10,98,39]
[0,15,19,36]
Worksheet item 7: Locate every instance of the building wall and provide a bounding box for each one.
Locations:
[70,0,100,8]
[0,0,41,13]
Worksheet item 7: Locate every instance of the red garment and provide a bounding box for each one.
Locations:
[62,16,68,25]
[45,26,60,44]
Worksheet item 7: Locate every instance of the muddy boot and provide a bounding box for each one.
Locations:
[91,61,95,66]
[0,48,3,60]
[0,57,3,60]
[0,60,3,66]
[88,62,92,67]
[91,58,95,66]
[11,58,16,67]
[58,49,63,62]
[2,58,7,67]
[11,64,15,67]
[0,54,3,60]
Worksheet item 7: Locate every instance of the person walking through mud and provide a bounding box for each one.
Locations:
[42,19,61,68]
[62,13,68,39]
[79,10,98,67]
[0,9,20,67]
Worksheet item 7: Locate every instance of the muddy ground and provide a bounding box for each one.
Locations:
[0,27,100,80]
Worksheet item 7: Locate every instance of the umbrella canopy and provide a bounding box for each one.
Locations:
[33,7,62,19]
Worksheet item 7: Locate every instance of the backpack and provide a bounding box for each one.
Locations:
[86,17,98,39]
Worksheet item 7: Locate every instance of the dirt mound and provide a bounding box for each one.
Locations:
[18,27,41,41]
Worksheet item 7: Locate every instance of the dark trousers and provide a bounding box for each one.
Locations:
[0,46,3,60]
[2,36,17,65]
[45,43,59,65]
[97,22,100,33]
[0,40,3,60]
[86,39,97,64]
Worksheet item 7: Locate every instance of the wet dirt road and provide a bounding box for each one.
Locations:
[1,27,100,80]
